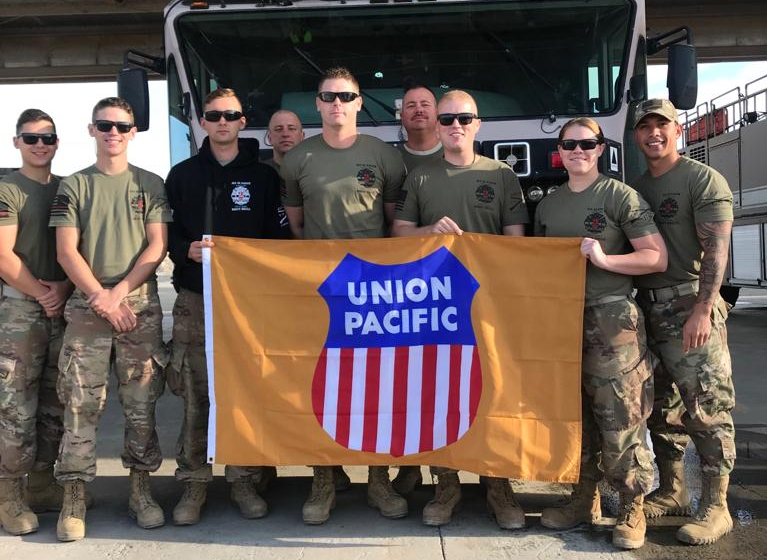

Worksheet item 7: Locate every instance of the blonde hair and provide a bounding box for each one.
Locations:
[437,90,478,114]
[558,117,604,142]
[204,88,242,110]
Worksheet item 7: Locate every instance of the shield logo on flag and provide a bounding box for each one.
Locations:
[312,247,481,457]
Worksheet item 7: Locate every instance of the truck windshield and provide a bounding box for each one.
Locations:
[175,0,632,128]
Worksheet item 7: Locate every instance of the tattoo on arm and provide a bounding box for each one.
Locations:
[695,220,732,306]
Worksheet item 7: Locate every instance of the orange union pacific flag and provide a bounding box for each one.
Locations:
[203,234,585,482]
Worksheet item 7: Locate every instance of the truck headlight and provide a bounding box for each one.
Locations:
[527,186,544,202]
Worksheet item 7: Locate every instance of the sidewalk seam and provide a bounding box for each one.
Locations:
[438,525,447,560]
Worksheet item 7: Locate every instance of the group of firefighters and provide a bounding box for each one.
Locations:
[0,67,736,551]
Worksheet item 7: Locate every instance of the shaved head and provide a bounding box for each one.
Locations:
[437,90,478,114]
[268,109,302,131]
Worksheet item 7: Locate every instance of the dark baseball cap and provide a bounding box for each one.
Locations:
[633,99,678,128]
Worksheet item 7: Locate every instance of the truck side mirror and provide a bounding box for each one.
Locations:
[117,68,150,132]
[667,44,698,110]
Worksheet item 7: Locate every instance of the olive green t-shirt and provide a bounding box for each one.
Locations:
[534,174,658,300]
[398,143,444,174]
[0,170,65,281]
[633,157,733,289]
[49,164,172,286]
[281,134,406,240]
[396,155,529,234]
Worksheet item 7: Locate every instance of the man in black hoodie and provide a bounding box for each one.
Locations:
[165,88,289,526]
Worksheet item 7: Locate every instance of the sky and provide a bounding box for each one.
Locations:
[1,61,766,179]
[647,61,767,118]
[0,81,170,178]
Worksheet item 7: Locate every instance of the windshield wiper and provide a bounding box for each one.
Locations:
[478,27,559,114]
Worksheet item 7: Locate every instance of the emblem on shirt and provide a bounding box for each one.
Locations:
[312,247,482,456]
[231,184,251,206]
[356,168,377,187]
[49,194,71,218]
[658,197,679,219]
[475,185,495,204]
[130,194,145,216]
[584,212,607,234]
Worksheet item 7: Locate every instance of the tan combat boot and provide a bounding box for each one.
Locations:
[128,469,165,529]
[0,477,39,536]
[422,471,461,526]
[231,478,268,519]
[485,477,526,529]
[392,466,423,496]
[173,481,207,525]
[613,492,646,549]
[57,480,86,542]
[303,466,336,525]
[540,478,601,529]
[644,459,692,518]
[677,475,733,545]
[334,466,351,491]
[26,467,95,513]
[367,466,408,519]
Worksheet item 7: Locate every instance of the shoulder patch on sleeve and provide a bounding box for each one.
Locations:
[49,194,71,217]
[0,201,10,219]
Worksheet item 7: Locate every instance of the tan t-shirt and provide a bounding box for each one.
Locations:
[49,164,172,285]
[0,170,65,281]
[398,143,444,174]
[535,174,658,300]
[396,155,528,234]
[281,134,406,239]
[633,157,733,289]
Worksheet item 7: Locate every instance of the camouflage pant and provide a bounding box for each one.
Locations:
[638,292,735,476]
[168,289,262,483]
[579,297,655,494]
[55,290,167,483]
[0,297,65,478]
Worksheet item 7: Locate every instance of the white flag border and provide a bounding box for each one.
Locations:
[202,234,217,463]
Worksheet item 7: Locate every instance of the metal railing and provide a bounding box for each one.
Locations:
[679,73,767,151]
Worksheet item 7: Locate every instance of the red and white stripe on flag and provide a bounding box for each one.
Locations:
[312,344,482,457]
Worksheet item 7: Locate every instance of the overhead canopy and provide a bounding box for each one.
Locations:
[0,0,765,83]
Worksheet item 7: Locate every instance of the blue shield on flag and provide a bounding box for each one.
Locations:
[311,247,481,457]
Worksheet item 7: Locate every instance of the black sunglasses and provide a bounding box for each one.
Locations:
[317,91,360,103]
[437,113,478,126]
[18,133,57,145]
[558,139,603,151]
[203,110,243,122]
[93,120,133,134]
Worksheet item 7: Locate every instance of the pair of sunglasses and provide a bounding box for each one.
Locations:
[558,139,603,151]
[437,113,478,126]
[317,91,360,103]
[18,133,57,145]
[203,110,243,122]
[93,120,134,134]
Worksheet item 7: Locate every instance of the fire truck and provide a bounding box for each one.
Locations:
[118,0,698,216]
[679,73,767,301]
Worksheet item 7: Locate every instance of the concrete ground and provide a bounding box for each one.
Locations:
[1,282,765,560]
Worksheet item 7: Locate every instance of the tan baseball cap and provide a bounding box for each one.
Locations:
[633,99,678,128]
